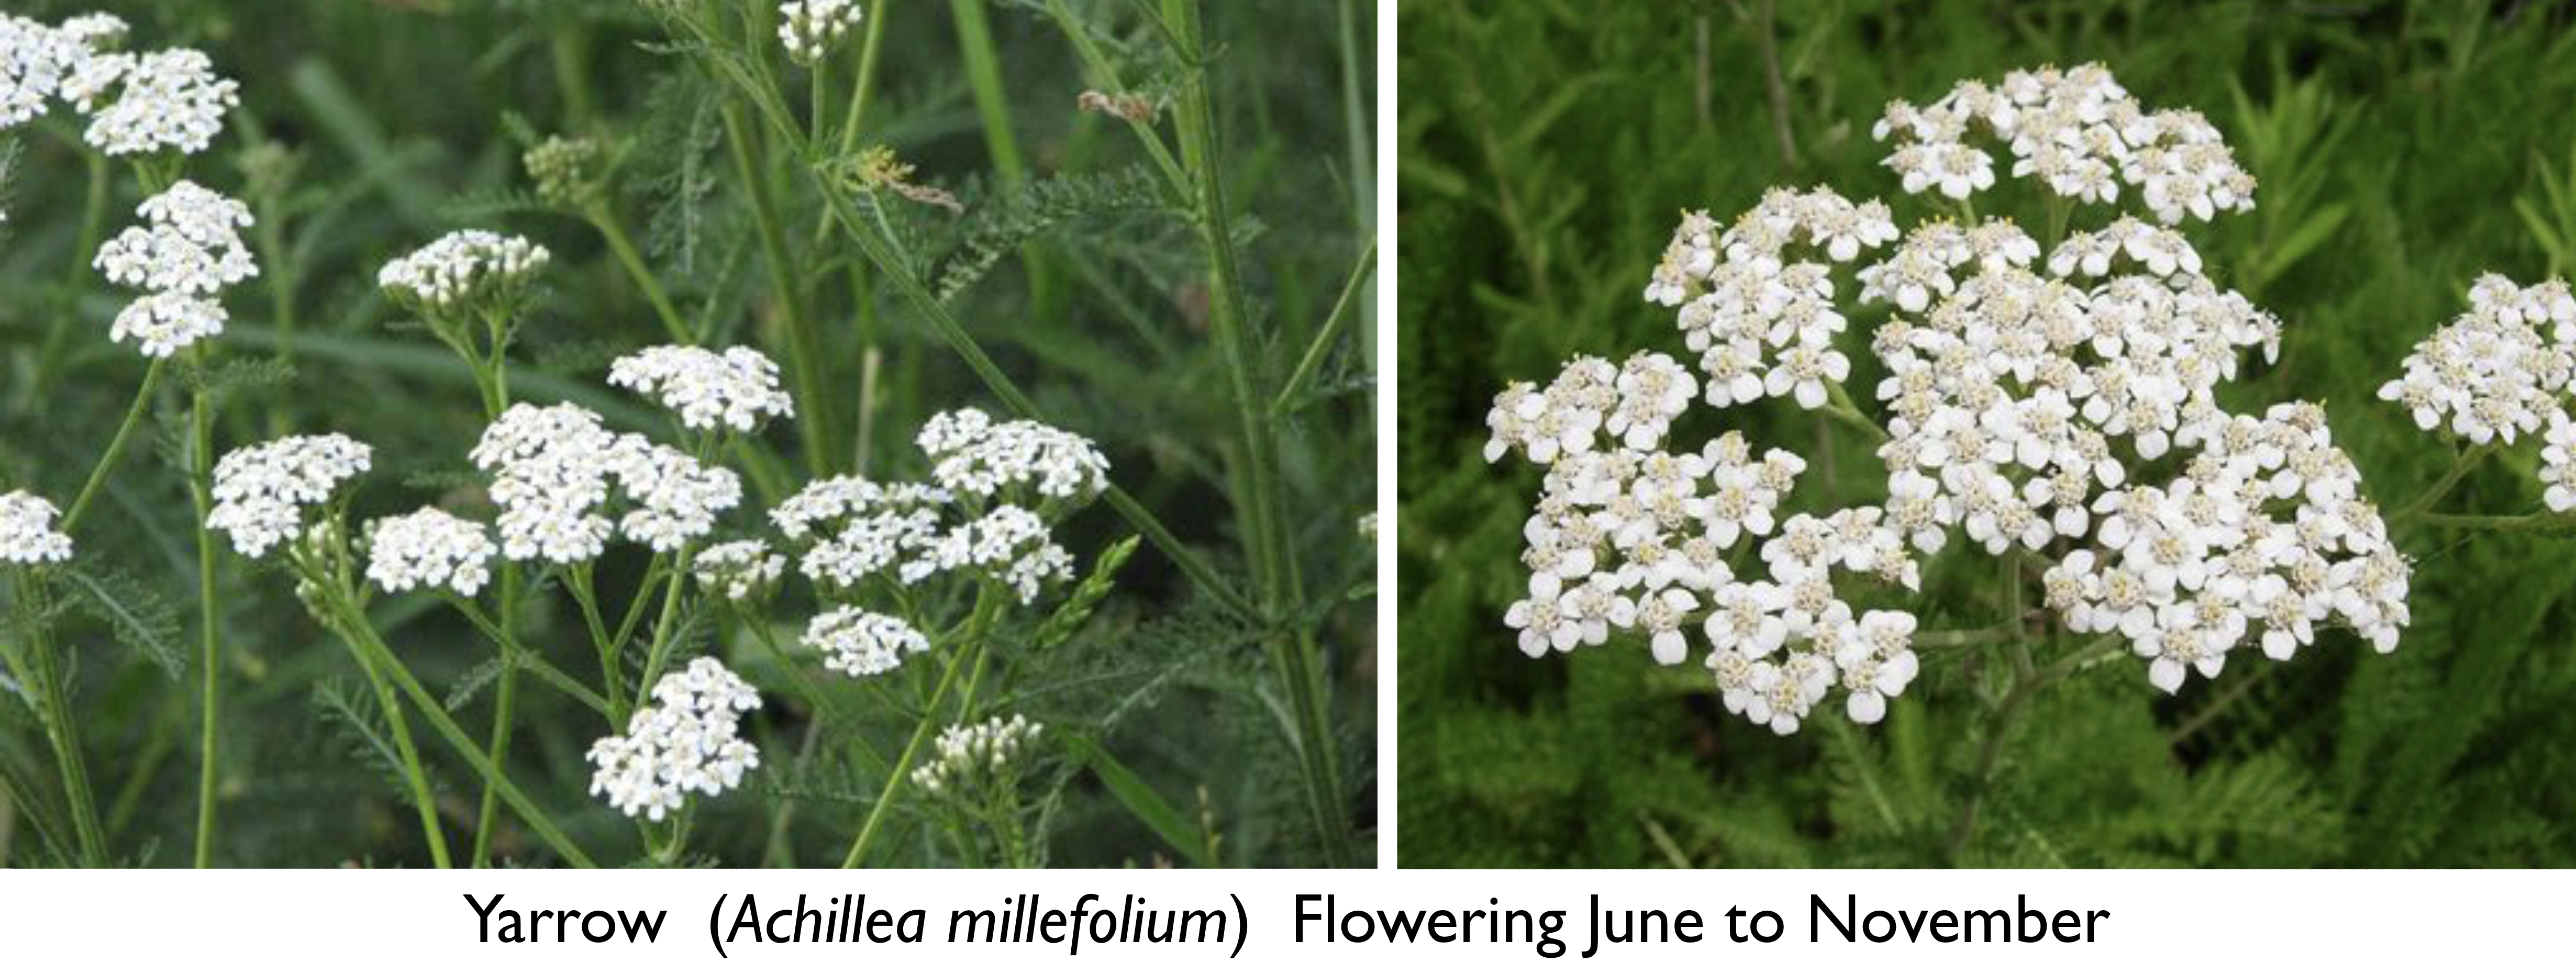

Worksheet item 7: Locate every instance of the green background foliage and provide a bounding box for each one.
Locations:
[1,0,1375,867]
[1398,0,2576,867]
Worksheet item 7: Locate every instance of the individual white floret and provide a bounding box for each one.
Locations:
[364,507,496,598]
[608,345,796,433]
[207,434,373,558]
[804,607,929,678]
[0,490,73,565]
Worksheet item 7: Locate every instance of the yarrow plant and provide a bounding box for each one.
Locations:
[1486,64,2410,757]
[2,0,1370,871]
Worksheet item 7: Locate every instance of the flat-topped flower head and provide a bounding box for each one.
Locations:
[207,433,373,558]
[2376,274,2576,446]
[108,290,225,359]
[927,505,1075,603]
[0,490,74,565]
[587,657,762,822]
[911,714,1043,798]
[379,230,550,318]
[95,180,258,296]
[804,607,930,678]
[1490,64,2400,729]
[778,0,863,65]
[364,507,496,598]
[65,47,238,156]
[473,403,623,564]
[609,345,796,433]
[610,438,742,553]
[1874,63,2254,223]
[916,408,1111,503]
[2,14,124,130]
[694,539,785,603]
[769,476,952,541]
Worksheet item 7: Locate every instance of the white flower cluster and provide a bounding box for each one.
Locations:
[917,407,1112,503]
[778,0,863,65]
[909,714,1042,798]
[1874,63,2254,223]
[775,472,1074,606]
[608,345,796,433]
[586,657,762,822]
[2376,275,2576,450]
[2042,403,2410,691]
[0,490,74,566]
[207,434,373,558]
[363,507,496,598]
[694,539,785,602]
[804,607,930,677]
[377,230,551,317]
[1486,342,1924,732]
[1,13,121,132]
[1637,190,1894,411]
[1491,65,2407,732]
[63,45,238,157]
[94,180,257,358]
[471,402,742,563]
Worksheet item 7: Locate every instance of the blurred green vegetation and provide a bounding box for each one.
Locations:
[1398,0,2576,867]
[1,0,1375,866]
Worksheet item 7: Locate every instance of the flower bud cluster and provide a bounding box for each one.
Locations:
[378,230,551,319]
[909,713,1042,799]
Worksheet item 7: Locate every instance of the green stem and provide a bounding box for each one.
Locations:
[468,593,520,869]
[321,585,597,868]
[60,358,169,534]
[188,382,222,868]
[1163,0,1347,866]
[633,546,695,700]
[810,184,1262,624]
[840,590,996,868]
[350,624,454,869]
[9,576,107,866]
[1269,234,1377,417]
[1824,377,1889,443]
[28,150,110,401]
[567,565,628,722]
[587,203,693,344]
[2413,509,2576,530]
[721,100,836,475]
[2394,442,2501,524]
